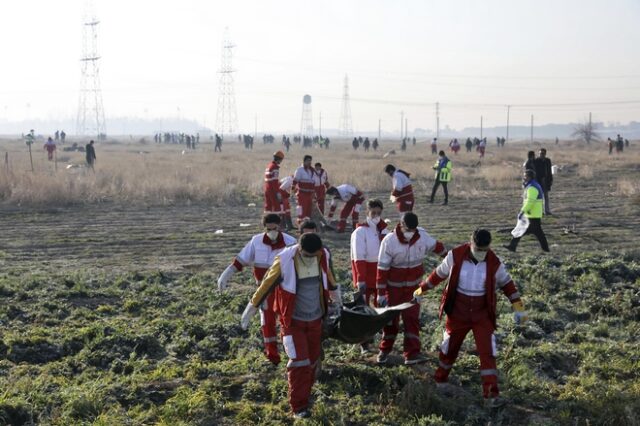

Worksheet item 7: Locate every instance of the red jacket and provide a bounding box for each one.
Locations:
[264,161,280,192]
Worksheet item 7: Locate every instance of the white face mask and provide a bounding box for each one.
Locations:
[368,216,381,226]
[266,230,279,241]
[470,247,487,262]
[403,231,415,240]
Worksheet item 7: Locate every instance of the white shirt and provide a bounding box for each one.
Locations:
[313,169,328,187]
[334,184,359,202]
[350,220,389,263]
[392,171,411,192]
[434,251,512,296]
[378,227,437,272]
[236,232,297,269]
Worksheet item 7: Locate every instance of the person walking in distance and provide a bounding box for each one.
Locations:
[86,140,97,170]
[429,150,452,205]
[504,169,550,252]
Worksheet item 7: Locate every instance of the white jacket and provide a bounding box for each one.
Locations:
[236,232,297,269]
[350,221,389,263]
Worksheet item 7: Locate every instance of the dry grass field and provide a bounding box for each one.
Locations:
[0,136,639,425]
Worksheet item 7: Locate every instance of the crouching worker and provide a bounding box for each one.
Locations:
[240,233,342,419]
[218,214,297,365]
[413,229,528,407]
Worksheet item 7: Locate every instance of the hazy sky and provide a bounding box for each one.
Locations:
[2,0,640,133]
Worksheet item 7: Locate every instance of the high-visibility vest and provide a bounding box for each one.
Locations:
[433,158,452,182]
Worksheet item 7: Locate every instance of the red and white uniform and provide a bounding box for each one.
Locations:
[264,161,281,214]
[279,176,294,219]
[231,232,297,362]
[377,224,446,358]
[292,165,316,224]
[313,168,330,215]
[391,170,414,213]
[350,219,389,305]
[328,184,365,232]
[44,141,56,160]
[421,243,521,398]
[250,245,337,414]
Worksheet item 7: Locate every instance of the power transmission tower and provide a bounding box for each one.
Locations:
[215,28,239,136]
[339,74,353,137]
[76,0,106,138]
[300,95,314,139]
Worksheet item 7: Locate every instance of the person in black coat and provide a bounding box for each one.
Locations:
[533,148,553,215]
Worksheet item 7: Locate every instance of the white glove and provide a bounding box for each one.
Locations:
[389,195,397,203]
[377,294,388,307]
[240,302,258,330]
[217,264,237,291]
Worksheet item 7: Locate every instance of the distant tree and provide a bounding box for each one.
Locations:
[572,120,600,144]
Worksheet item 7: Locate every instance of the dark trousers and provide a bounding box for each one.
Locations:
[430,180,448,203]
[508,218,549,252]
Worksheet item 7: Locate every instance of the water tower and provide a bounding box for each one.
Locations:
[300,94,314,139]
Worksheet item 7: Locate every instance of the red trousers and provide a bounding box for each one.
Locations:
[279,190,291,218]
[260,291,280,364]
[379,286,421,358]
[395,194,414,213]
[296,191,314,223]
[264,188,281,215]
[315,187,326,215]
[434,293,499,398]
[282,318,322,413]
[351,261,378,306]
[328,196,363,232]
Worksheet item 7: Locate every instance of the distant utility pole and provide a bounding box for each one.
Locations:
[435,102,440,139]
[76,0,106,137]
[480,115,483,139]
[378,118,381,141]
[530,114,534,143]
[405,118,408,139]
[215,27,239,136]
[506,105,511,142]
[400,111,404,139]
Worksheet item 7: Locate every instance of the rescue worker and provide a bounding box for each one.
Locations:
[384,164,414,215]
[504,169,550,252]
[279,175,295,231]
[413,228,528,407]
[376,212,447,365]
[326,184,365,233]
[218,214,297,365]
[240,233,341,419]
[264,151,285,215]
[292,155,316,225]
[431,138,438,154]
[478,138,487,158]
[534,148,553,215]
[313,162,330,215]
[465,137,473,153]
[429,150,452,205]
[350,199,389,353]
[44,137,56,161]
